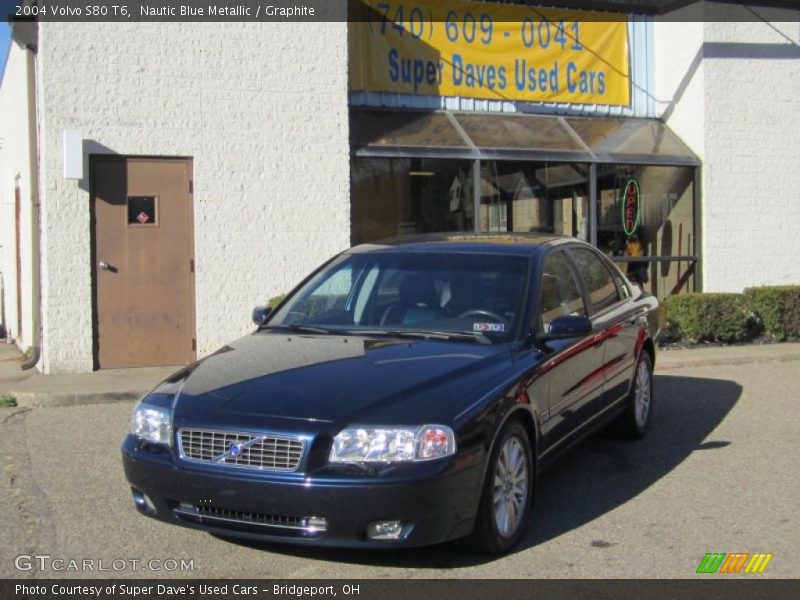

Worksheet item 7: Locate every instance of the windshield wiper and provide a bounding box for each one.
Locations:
[263,325,492,344]
[260,324,336,335]
[442,331,492,344]
[345,329,491,344]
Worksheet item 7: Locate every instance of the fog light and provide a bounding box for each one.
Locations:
[366,520,413,540]
[131,489,157,514]
[301,517,328,533]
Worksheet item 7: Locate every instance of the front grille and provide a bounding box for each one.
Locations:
[178,428,304,471]
[197,505,304,529]
[173,503,327,537]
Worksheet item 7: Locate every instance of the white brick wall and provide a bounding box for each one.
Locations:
[702,15,800,291]
[656,4,800,293]
[37,23,349,373]
[0,41,36,351]
[654,18,705,161]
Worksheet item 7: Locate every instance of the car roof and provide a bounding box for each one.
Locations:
[347,232,581,256]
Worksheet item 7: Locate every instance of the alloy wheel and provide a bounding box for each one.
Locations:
[492,436,529,538]
[634,359,652,428]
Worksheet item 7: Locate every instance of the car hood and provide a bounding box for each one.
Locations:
[164,332,516,430]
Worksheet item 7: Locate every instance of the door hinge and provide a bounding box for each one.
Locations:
[190,259,194,273]
[188,179,193,194]
[192,338,196,352]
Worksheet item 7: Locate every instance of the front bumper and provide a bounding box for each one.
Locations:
[121,435,484,548]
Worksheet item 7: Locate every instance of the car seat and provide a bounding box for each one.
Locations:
[380,273,441,325]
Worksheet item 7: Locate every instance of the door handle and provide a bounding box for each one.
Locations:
[99,261,110,270]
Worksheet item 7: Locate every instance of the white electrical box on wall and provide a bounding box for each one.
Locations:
[63,129,83,180]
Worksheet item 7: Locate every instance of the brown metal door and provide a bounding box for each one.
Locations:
[92,157,195,368]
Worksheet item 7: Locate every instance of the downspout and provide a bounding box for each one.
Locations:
[20,31,41,371]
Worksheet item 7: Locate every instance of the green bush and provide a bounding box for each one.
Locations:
[743,286,800,341]
[664,293,751,344]
[267,293,287,308]
[292,294,347,319]
[265,293,347,321]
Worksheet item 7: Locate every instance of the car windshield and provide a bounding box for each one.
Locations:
[268,252,531,343]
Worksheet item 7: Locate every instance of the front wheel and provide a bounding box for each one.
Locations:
[467,420,534,554]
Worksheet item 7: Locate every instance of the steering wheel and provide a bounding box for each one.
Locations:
[458,309,507,323]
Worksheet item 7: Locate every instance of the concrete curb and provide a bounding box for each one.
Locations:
[11,390,149,408]
[655,349,800,371]
[0,345,175,409]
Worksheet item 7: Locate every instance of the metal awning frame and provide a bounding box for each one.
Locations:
[350,109,701,167]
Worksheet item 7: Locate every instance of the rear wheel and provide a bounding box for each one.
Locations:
[467,420,533,554]
[610,352,653,438]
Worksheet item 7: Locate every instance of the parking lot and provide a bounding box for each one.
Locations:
[1,357,798,579]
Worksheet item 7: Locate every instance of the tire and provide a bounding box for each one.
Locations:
[610,351,654,439]
[466,420,534,554]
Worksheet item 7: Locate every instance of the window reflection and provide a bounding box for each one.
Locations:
[540,251,586,332]
[349,157,697,301]
[479,161,589,240]
[351,158,474,245]
[596,164,696,298]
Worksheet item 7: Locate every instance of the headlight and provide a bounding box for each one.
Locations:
[130,402,173,446]
[329,425,456,463]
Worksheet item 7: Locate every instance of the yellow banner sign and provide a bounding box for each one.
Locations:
[349,0,630,106]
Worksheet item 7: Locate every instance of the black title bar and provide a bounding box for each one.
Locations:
[5,579,800,600]
[4,0,800,23]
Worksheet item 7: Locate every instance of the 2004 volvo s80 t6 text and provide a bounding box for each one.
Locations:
[122,234,658,554]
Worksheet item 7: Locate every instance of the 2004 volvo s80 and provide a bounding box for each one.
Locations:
[122,234,658,554]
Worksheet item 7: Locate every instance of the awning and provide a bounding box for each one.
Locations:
[350,109,700,167]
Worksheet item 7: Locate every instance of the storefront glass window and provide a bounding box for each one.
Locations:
[479,161,589,241]
[596,164,696,298]
[351,156,697,300]
[351,158,474,245]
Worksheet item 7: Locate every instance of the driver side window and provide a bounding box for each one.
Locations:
[539,251,586,332]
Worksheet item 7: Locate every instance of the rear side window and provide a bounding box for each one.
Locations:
[570,248,622,313]
[539,251,586,332]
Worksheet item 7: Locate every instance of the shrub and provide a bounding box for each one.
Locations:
[265,293,347,320]
[743,286,800,341]
[664,293,751,344]
[267,293,287,308]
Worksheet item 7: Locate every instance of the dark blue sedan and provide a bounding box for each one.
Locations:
[122,234,658,554]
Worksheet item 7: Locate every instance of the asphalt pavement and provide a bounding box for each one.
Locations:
[0,346,798,579]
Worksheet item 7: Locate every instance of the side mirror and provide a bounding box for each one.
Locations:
[536,315,593,341]
[252,306,272,327]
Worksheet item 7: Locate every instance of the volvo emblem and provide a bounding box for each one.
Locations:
[229,442,244,457]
